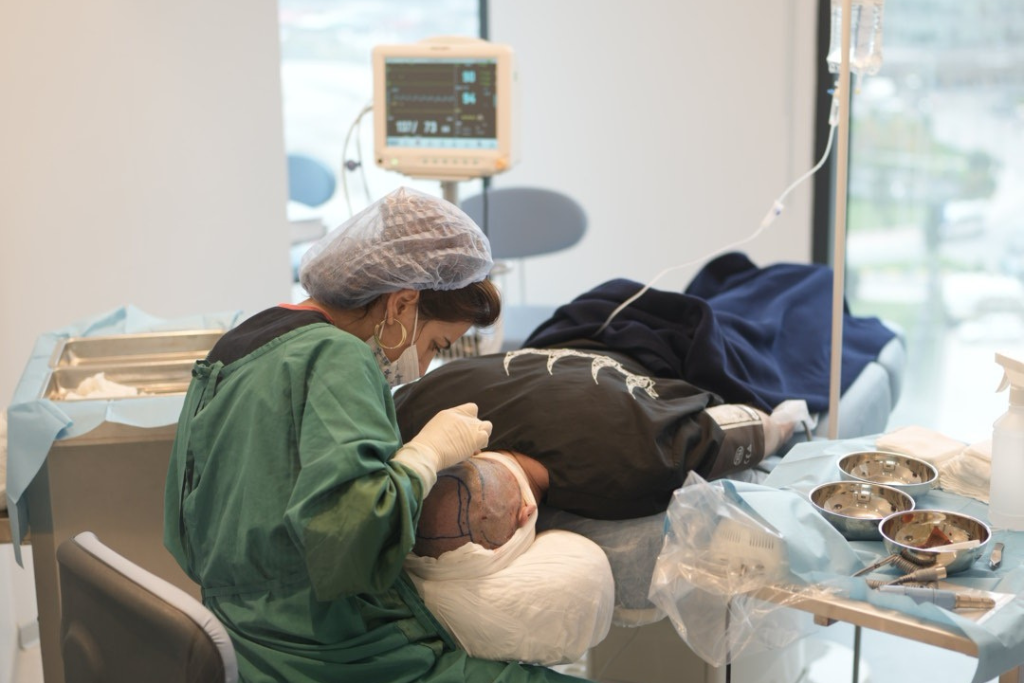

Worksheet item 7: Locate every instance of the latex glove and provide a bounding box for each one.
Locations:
[761,399,813,455]
[393,403,492,492]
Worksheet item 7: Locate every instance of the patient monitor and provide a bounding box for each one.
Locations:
[372,36,518,181]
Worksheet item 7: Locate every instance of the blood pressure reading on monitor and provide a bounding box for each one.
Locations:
[384,59,498,149]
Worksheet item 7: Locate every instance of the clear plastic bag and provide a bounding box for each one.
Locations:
[648,471,840,667]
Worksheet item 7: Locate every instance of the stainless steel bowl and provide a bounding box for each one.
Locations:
[879,510,991,574]
[810,481,916,541]
[837,451,939,499]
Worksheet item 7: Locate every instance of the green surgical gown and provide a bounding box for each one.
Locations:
[164,321,587,683]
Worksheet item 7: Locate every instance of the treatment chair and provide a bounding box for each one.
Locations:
[57,531,238,683]
[460,186,587,351]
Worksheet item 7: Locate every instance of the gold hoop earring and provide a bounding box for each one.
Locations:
[373,317,408,350]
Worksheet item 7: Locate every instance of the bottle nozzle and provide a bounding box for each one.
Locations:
[995,352,1024,406]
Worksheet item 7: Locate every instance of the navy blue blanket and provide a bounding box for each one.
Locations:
[522,252,897,413]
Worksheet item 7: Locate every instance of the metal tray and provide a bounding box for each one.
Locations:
[49,330,223,368]
[43,361,197,401]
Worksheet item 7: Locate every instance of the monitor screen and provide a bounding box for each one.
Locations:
[384,58,498,150]
[373,38,516,181]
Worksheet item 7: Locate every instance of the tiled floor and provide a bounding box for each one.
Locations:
[808,623,993,683]
[555,619,997,683]
[10,626,1000,683]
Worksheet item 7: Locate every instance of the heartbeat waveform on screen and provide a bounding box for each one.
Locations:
[389,111,461,118]
[389,93,457,104]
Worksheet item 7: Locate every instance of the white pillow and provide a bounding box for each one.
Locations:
[409,529,614,666]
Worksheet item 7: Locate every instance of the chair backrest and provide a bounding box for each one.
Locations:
[57,532,238,683]
[460,186,587,259]
[287,153,337,207]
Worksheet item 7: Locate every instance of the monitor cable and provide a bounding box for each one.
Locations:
[340,102,374,218]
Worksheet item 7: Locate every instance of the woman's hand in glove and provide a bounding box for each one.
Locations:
[393,403,492,491]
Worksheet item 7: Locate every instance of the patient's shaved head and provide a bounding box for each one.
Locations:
[414,457,527,558]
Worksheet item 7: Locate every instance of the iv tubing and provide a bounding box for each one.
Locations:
[594,106,840,337]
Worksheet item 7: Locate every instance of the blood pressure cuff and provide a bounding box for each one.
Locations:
[701,404,766,480]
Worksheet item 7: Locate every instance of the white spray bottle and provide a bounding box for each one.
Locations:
[989,352,1024,530]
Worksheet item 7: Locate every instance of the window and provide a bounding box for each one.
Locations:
[278,0,482,235]
[839,0,1024,440]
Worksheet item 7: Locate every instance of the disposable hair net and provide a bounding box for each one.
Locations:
[299,186,493,308]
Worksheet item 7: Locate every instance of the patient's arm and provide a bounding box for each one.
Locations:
[763,399,811,453]
[761,408,795,454]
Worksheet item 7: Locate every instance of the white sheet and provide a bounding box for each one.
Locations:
[409,529,614,666]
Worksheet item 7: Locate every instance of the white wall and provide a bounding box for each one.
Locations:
[0,0,292,405]
[488,0,820,307]
[0,0,289,673]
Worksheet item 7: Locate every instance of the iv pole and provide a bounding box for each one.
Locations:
[828,0,854,441]
[829,3,866,683]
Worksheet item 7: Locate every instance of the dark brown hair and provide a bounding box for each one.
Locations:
[417,278,501,327]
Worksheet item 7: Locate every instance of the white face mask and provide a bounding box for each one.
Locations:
[367,308,420,388]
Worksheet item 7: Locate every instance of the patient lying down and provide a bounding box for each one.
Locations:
[404,453,614,666]
[406,406,799,664]
[401,350,809,664]
[395,348,807,522]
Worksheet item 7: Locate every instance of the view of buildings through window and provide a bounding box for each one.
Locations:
[278,0,481,233]
[845,0,1024,442]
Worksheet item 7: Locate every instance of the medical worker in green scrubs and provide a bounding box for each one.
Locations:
[164,187,589,683]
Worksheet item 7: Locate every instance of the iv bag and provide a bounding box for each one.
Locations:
[826,0,885,77]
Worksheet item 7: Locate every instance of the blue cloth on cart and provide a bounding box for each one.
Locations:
[5,306,240,562]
